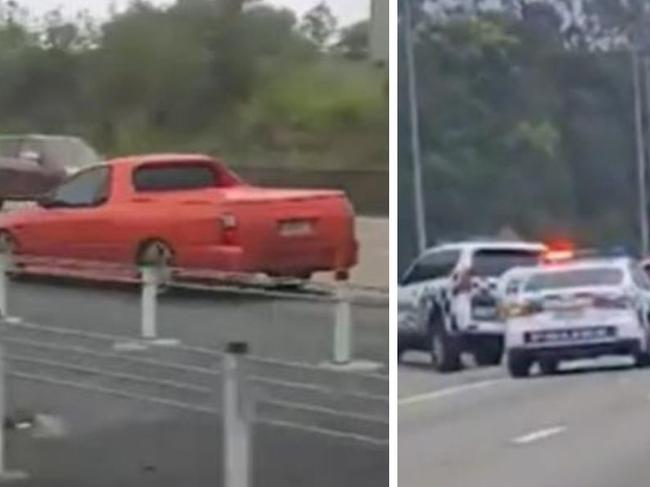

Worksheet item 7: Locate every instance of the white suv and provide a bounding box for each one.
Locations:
[398,240,545,372]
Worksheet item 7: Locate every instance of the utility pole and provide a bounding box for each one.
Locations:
[632,48,648,255]
[403,0,427,255]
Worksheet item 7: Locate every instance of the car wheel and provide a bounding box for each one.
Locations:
[473,339,503,366]
[507,351,532,378]
[539,358,559,375]
[430,315,462,373]
[136,240,175,268]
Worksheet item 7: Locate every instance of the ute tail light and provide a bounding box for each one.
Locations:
[453,269,473,294]
[220,213,239,246]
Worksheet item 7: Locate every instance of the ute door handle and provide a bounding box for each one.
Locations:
[131,197,153,203]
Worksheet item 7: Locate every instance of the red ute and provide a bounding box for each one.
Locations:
[0,154,358,279]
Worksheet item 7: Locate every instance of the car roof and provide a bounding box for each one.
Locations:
[423,240,546,255]
[527,257,631,275]
[107,153,219,167]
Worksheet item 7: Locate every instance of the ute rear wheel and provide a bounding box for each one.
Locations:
[136,240,175,268]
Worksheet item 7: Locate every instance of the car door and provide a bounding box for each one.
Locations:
[399,250,460,333]
[17,166,113,260]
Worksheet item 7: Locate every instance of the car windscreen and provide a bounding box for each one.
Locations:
[525,267,624,292]
[471,249,541,277]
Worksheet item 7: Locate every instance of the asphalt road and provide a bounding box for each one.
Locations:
[2,374,387,487]
[399,351,650,487]
[0,278,387,486]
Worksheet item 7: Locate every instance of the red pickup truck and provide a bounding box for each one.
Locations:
[0,154,358,279]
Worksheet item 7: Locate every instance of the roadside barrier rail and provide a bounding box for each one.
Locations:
[0,317,388,486]
[0,251,387,370]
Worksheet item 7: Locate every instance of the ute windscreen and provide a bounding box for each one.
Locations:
[525,267,623,292]
[471,249,540,277]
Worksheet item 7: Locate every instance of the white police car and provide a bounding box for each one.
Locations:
[505,256,650,377]
[398,240,545,372]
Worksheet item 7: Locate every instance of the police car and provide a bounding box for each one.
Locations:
[505,254,650,378]
[398,240,545,372]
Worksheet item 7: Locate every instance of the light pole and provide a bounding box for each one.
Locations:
[632,48,649,255]
[403,0,427,255]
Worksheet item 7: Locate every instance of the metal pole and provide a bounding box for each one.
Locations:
[141,266,158,340]
[333,284,352,364]
[223,342,251,487]
[0,254,7,318]
[0,343,27,480]
[0,344,7,474]
[404,0,427,255]
[633,50,649,255]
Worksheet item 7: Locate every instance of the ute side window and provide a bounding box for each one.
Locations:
[48,166,110,207]
[401,250,460,286]
[133,164,219,192]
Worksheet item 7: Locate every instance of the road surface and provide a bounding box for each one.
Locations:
[0,278,388,486]
[399,351,650,487]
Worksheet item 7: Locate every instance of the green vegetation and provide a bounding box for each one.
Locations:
[0,0,387,169]
[399,0,648,268]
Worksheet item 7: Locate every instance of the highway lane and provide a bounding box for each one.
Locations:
[5,376,387,487]
[5,277,388,367]
[0,278,388,486]
[399,352,650,487]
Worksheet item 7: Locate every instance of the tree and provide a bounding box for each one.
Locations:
[336,20,369,60]
[300,2,337,50]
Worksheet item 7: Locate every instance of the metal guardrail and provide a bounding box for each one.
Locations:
[0,252,387,368]
[0,317,388,485]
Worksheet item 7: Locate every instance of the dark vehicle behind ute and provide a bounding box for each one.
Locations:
[0,135,100,209]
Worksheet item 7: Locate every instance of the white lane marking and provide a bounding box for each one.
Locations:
[399,379,502,406]
[512,426,567,445]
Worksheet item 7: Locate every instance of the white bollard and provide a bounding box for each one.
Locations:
[113,265,179,351]
[333,283,352,365]
[140,266,158,340]
[0,344,28,481]
[223,342,251,487]
[319,283,383,372]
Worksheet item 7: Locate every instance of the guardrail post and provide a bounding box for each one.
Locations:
[333,283,352,365]
[223,342,251,487]
[319,281,383,372]
[0,343,28,481]
[114,264,179,351]
[140,266,159,340]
